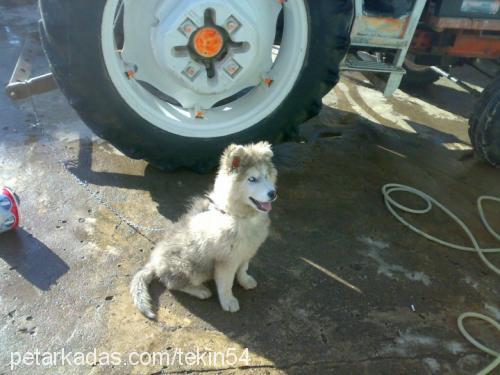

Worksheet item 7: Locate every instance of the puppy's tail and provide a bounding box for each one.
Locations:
[130,264,156,319]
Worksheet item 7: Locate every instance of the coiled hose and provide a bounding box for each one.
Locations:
[382,183,500,375]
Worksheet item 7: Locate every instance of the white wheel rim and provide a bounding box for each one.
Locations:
[101,0,308,138]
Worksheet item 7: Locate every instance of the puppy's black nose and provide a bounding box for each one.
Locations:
[268,190,277,200]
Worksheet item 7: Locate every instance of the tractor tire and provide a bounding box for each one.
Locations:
[468,76,500,167]
[39,0,352,172]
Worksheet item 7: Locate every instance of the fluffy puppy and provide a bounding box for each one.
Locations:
[131,142,277,318]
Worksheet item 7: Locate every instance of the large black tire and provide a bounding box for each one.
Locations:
[39,0,352,172]
[468,76,500,167]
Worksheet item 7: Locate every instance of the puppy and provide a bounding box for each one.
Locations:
[131,142,277,318]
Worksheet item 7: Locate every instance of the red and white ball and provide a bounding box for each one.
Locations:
[0,187,19,233]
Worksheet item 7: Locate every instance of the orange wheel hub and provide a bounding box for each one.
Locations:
[193,27,224,58]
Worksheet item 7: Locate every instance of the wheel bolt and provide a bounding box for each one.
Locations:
[182,62,201,81]
[263,77,274,87]
[224,16,241,34]
[179,18,197,37]
[223,58,242,78]
[125,66,137,79]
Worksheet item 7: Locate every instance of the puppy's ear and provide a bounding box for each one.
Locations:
[221,144,246,173]
[255,141,273,159]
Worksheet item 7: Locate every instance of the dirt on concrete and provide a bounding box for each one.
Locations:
[1,3,499,375]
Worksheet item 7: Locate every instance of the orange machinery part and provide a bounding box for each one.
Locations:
[410,29,500,59]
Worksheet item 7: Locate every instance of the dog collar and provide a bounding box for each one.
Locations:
[205,195,227,215]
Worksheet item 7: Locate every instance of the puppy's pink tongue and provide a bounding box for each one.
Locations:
[260,202,272,212]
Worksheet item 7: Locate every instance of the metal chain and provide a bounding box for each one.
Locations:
[26,92,164,233]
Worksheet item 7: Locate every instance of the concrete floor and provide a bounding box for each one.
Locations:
[1,3,499,375]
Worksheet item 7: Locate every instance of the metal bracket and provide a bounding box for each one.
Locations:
[5,33,57,101]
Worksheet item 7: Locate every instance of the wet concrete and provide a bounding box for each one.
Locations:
[1,3,499,374]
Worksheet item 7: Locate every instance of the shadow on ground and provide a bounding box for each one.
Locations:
[0,228,69,290]
[400,83,475,119]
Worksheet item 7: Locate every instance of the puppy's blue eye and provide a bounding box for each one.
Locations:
[248,177,257,183]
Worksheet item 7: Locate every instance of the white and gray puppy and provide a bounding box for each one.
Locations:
[131,142,277,318]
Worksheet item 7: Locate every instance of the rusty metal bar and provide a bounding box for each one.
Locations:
[6,73,57,101]
[428,16,500,32]
[5,34,57,101]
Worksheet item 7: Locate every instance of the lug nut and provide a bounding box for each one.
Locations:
[224,16,241,34]
[182,62,201,81]
[263,77,274,87]
[179,18,197,37]
[223,59,242,78]
[125,67,137,79]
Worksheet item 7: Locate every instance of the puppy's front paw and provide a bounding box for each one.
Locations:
[196,288,212,299]
[239,275,257,290]
[220,296,240,312]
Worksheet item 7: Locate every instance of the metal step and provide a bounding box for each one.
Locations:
[350,36,408,49]
[341,55,406,74]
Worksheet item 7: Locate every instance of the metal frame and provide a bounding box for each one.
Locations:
[341,0,427,96]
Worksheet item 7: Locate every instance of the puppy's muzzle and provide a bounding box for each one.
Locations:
[267,190,277,202]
